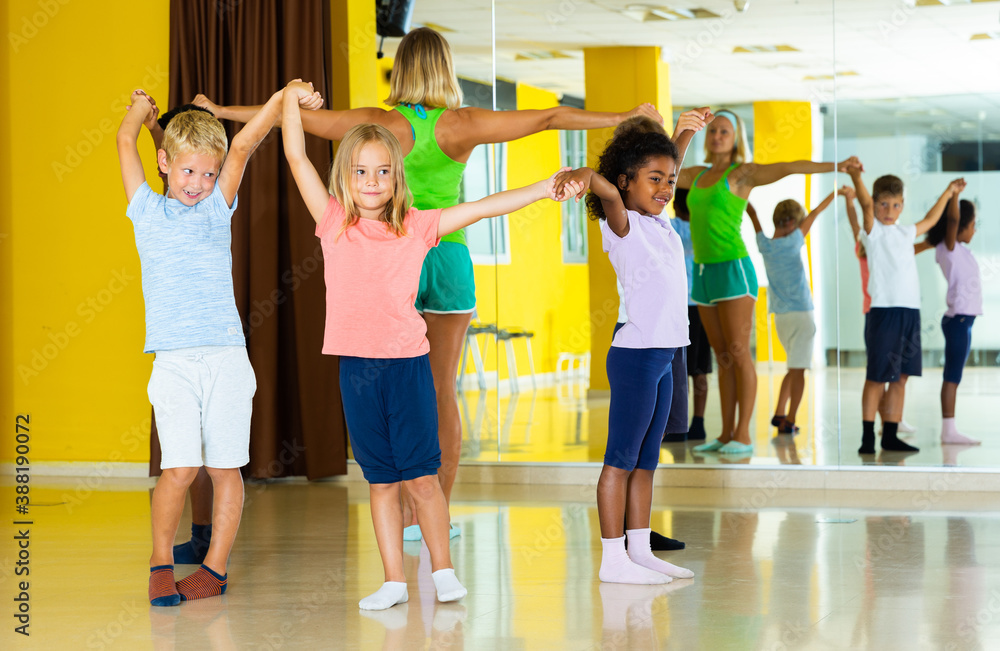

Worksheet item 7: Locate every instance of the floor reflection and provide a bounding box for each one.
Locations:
[457,366,1000,468]
[15,479,1000,649]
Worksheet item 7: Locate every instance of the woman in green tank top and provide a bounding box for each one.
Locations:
[197,27,666,533]
[676,110,856,453]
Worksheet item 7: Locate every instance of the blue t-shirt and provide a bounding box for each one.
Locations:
[671,217,696,306]
[126,182,245,353]
[756,230,814,314]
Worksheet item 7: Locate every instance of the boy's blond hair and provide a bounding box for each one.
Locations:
[704,110,751,165]
[329,124,412,238]
[773,199,806,227]
[385,27,463,110]
[161,110,228,164]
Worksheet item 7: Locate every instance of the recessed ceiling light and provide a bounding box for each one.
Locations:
[733,45,800,53]
[971,32,1000,40]
[622,4,720,22]
[514,51,573,61]
[419,22,455,33]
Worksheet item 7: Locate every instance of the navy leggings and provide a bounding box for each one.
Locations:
[613,322,688,433]
[942,315,975,384]
[605,345,676,471]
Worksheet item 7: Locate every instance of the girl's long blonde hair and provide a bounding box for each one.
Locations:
[329,124,412,238]
[385,27,463,110]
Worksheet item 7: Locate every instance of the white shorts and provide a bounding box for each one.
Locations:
[148,345,256,469]
[774,311,816,369]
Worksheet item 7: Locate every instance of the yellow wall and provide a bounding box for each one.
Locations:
[5,1,170,464]
[330,0,378,110]
[1,4,13,455]
[472,84,591,382]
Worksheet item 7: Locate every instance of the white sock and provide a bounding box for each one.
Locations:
[432,568,467,603]
[359,581,408,611]
[599,536,672,585]
[625,529,695,579]
[898,419,916,433]
[941,417,981,445]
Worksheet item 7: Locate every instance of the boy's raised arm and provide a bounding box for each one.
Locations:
[800,190,838,235]
[847,165,874,234]
[915,178,964,238]
[217,88,292,208]
[117,90,154,203]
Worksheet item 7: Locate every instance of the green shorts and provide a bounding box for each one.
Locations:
[691,256,759,305]
[416,241,477,314]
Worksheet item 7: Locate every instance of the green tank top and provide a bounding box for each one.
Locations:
[686,164,749,264]
[394,104,468,246]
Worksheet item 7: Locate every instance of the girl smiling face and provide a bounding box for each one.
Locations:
[620,155,678,217]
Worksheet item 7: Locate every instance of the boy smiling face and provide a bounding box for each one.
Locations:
[157,150,221,206]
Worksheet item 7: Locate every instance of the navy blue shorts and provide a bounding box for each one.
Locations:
[864,307,922,383]
[942,315,975,384]
[605,344,676,471]
[339,355,441,484]
[614,323,687,434]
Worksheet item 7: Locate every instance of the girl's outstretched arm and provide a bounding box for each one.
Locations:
[438,169,581,238]
[672,108,712,168]
[799,190,838,236]
[554,167,629,237]
[281,83,333,223]
[915,178,964,238]
[846,163,874,235]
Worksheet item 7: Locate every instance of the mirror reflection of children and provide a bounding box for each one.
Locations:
[553,109,711,584]
[848,162,964,455]
[748,189,845,435]
[280,80,582,608]
[924,183,981,446]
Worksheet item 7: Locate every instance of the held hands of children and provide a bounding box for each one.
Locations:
[126,89,158,127]
[675,107,714,134]
[283,79,323,107]
[948,178,967,196]
[552,168,593,204]
[838,185,855,200]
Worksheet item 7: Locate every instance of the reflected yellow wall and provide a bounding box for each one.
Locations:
[752,100,814,364]
[5,0,169,464]
[583,47,671,391]
[1,5,13,451]
[472,84,592,381]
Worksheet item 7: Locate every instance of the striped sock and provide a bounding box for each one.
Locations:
[176,565,227,601]
[149,565,180,607]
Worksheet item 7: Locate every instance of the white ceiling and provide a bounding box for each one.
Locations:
[384,0,1000,138]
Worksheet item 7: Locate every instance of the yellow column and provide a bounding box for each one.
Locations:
[583,47,671,392]
[330,0,378,110]
[752,101,813,363]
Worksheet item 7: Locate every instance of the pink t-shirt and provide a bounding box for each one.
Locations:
[316,197,441,358]
[856,240,871,314]
[935,242,983,317]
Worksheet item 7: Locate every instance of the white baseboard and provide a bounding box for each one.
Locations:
[0,461,150,478]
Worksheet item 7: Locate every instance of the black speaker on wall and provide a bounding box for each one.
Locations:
[376,0,414,38]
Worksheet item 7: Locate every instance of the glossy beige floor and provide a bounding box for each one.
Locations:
[457,366,1000,468]
[5,478,1000,650]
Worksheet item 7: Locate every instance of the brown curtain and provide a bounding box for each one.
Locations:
[150,0,346,479]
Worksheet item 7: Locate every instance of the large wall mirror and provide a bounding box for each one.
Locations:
[437,0,1000,472]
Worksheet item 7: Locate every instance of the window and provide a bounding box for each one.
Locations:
[560,129,588,263]
[462,142,510,264]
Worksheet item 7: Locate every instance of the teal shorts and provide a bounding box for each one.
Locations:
[416,241,477,314]
[691,256,759,305]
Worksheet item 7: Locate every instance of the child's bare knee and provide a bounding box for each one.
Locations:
[403,475,441,501]
[204,466,241,482]
[161,467,200,487]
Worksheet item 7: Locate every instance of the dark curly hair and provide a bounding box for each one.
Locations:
[157,103,214,131]
[586,123,680,221]
[925,199,975,246]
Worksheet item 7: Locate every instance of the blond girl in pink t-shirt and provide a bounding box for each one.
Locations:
[280,81,581,611]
